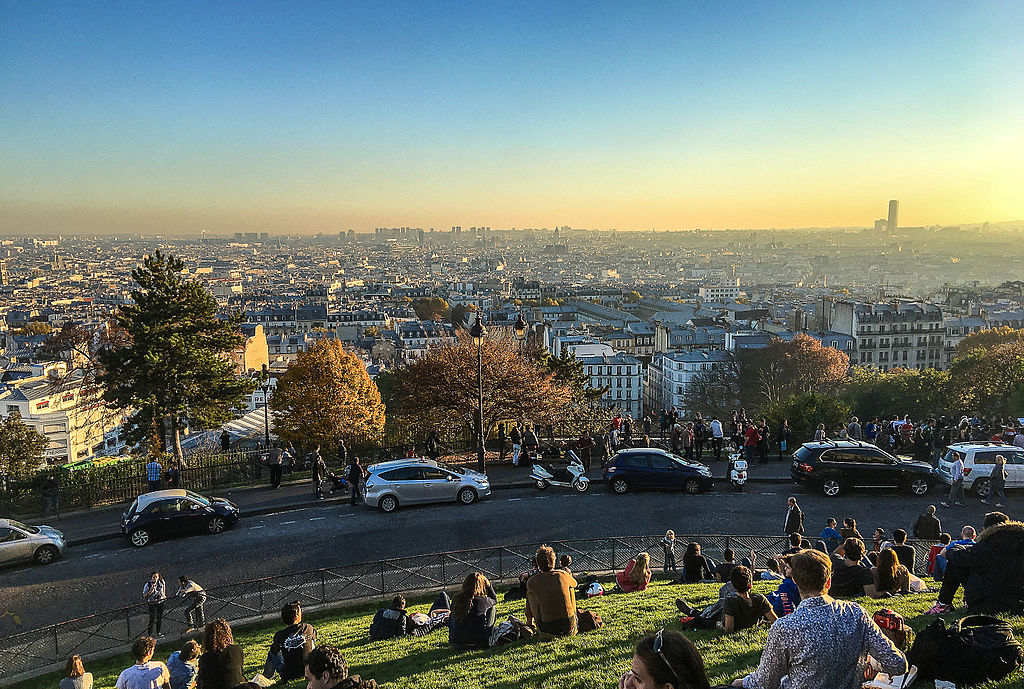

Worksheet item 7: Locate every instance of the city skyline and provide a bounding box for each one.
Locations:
[2,1,1023,235]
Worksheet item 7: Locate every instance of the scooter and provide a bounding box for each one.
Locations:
[531,454,590,493]
[728,452,748,492]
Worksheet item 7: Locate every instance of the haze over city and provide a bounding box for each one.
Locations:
[3,1,1023,236]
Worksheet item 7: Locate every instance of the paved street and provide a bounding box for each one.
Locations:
[2,481,1014,633]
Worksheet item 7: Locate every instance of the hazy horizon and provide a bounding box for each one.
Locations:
[3,2,1022,236]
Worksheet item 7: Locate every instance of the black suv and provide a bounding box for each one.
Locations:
[790,441,936,497]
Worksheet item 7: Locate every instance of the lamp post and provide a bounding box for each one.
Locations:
[514,313,527,350]
[469,314,487,471]
[259,364,271,448]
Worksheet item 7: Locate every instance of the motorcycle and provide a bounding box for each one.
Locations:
[728,452,748,492]
[531,453,590,493]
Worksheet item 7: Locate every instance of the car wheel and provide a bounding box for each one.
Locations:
[684,478,702,494]
[972,478,991,499]
[908,477,930,495]
[34,545,59,565]
[207,516,226,534]
[129,528,151,547]
[821,477,843,497]
[610,477,630,494]
[573,479,590,493]
[457,488,477,505]
[535,479,548,490]
[379,495,399,513]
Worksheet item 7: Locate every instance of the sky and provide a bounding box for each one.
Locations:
[2,1,1023,235]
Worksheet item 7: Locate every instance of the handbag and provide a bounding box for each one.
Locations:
[780,440,788,451]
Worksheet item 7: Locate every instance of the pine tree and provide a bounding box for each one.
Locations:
[98,251,254,460]
[0,412,49,478]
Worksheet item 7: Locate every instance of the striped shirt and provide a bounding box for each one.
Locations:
[146,462,162,481]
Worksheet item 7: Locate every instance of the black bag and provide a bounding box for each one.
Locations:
[908,615,1023,685]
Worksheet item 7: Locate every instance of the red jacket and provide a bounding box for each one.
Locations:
[616,559,651,592]
[744,427,761,447]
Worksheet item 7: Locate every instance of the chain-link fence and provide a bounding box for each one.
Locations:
[1,533,810,683]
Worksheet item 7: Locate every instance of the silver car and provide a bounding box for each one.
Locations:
[364,458,491,513]
[0,518,66,566]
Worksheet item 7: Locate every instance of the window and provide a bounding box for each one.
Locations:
[0,528,27,543]
[622,454,651,468]
[822,451,858,463]
[43,424,65,434]
[973,452,998,465]
[6,405,18,415]
[420,467,450,481]
[831,341,839,348]
[379,467,421,481]
[649,455,674,470]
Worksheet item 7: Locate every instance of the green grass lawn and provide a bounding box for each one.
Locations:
[12,575,1024,689]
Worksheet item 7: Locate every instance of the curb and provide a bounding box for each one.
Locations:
[66,475,794,546]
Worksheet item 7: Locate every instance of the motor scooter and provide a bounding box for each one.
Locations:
[728,451,748,492]
[531,452,590,493]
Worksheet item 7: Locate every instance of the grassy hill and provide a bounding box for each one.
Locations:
[11,575,1024,689]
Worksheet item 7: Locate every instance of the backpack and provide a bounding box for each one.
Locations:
[577,582,604,599]
[576,609,603,633]
[908,615,1023,685]
[873,609,913,651]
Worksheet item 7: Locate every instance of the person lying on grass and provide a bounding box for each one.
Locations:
[619,628,712,689]
[676,566,777,632]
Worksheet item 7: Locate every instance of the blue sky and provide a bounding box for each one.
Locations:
[2,1,1022,233]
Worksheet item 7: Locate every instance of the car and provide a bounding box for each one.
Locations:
[364,458,491,513]
[936,442,1024,498]
[602,448,714,495]
[789,440,935,497]
[0,518,66,566]
[121,489,240,547]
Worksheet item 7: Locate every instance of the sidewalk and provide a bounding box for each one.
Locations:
[29,456,794,546]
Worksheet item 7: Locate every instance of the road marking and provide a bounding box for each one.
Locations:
[250,525,266,529]
[506,498,522,501]
[83,553,104,559]
[338,513,355,517]
[281,520,297,525]
[310,517,326,521]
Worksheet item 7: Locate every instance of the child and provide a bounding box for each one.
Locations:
[662,530,677,572]
[558,554,572,574]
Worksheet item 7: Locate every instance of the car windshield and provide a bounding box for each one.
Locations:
[8,520,39,534]
[185,491,211,506]
[667,453,693,466]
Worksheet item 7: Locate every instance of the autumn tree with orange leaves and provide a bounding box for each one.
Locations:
[737,332,850,406]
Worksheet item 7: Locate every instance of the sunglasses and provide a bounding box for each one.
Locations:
[654,628,681,686]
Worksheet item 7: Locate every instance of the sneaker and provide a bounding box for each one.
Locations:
[679,615,695,627]
[675,597,696,616]
[926,602,954,615]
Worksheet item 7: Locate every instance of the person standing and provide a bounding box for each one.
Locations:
[336,439,348,467]
[864,418,878,444]
[682,422,695,460]
[784,497,804,535]
[347,458,365,506]
[523,425,540,462]
[776,420,791,460]
[693,414,706,460]
[743,422,761,464]
[267,443,283,489]
[912,505,941,540]
[220,430,231,453]
[982,454,1008,507]
[941,452,966,507]
[164,463,180,490]
[176,576,206,634]
[847,417,862,441]
[710,416,724,460]
[576,431,594,473]
[497,423,507,462]
[311,447,327,500]
[42,473,60,514]
[145,457,163,493]
[509,424,522,466]
[659,409,669,440]
[143,571,167,637]
[756,419,770,464]
[813,423,826,442]
[425,430,440,462]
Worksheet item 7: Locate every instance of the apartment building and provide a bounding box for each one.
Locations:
[854,302,944,371]
[644,350,731,414]
[576,352,643,417]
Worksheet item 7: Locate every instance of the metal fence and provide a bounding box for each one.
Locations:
[0,533,804,683]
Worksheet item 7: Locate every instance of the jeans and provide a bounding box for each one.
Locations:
[948,478,965,504]
[269,465,282,488]
[147,602,164,635]
[711,437,723,459]
[350,480,362,505]
[744,445,756,463]
[663,549,677,572]
[937,562,964,605]
[694,439,704,460]
[991,483,1007,504]
[148,480,161,492]
[512,444,521,466]
[185,594,206,628]
[44,496,58,514]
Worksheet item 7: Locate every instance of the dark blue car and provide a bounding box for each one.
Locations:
[603,448,715,495]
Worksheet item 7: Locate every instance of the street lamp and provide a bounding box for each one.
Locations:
[259,364,271,448]
[514,313,527,348]
[469,314,487,471]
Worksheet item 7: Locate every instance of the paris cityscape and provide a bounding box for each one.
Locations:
[2,3,1024,689]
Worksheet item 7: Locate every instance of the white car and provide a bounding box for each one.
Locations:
[0,518,66,566]
[364,458,491,513]
[936,442,1024,498]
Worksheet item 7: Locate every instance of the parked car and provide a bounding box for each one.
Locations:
[790,440,935,497]
[364,458,491,513]
[936,442,1024,498]
[0,518,66,566]
[602,448,714,495]
[121,489,240,547]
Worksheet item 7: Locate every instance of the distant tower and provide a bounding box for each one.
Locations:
[887,200,899,234]
[0,259,7,286]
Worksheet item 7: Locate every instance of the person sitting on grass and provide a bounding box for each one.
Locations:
[830,538,874,598]
[262,601,316,683]
[681,543,714,583]
[303,645,377,689]
[368,595,409,641]
[526,545,579,636]
[167,641,200,689]
[619,628,712,689]
[782,532,803,556]
[890,529,916,574]
[197,619,244,689]
[732,549,907,689]
[868,549,911,598]
[715,548,737,582]
[448,571,498,649]
[617,552,653,593]
[115,636,170,689]
[765,555,801,617]
[926,533,952,580]
[61,655,93,689]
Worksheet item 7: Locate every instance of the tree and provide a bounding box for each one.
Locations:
[98,251,254,459]
[682,362,741,420]
[622,291,642,304]
[0,412,48,478]
[413,297,449,321]
[758,391,850,444]
[272,340,385,449]
[530,346,607,403]
[449,303,478,328]
[956,327,1024,358]
[948,341,1024,418]
[17,321,52,336]
[391,332,574,439]
[737,333,849,406]
[842,366,951,420]
[363,326,382,338]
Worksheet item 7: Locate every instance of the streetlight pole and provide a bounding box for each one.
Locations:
[470,315,487,472]
[260,364,271,447]
[514,313,527,351]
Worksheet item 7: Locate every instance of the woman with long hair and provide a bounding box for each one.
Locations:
[985,454,1008,507]
[616,552,652,592]
[60,655,92,689]
[447,572,497,649]
[197,619,244,689]
[618,628,712,689]
[840,518,863,541]
[870,548,910,597]
[681,543,713,583]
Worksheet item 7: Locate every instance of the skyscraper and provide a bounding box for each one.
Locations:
[887,199,899,234]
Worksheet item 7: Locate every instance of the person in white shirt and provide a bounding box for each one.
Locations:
[941,455,966,507]
[116,636,170,689]
[710,417,725,460]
